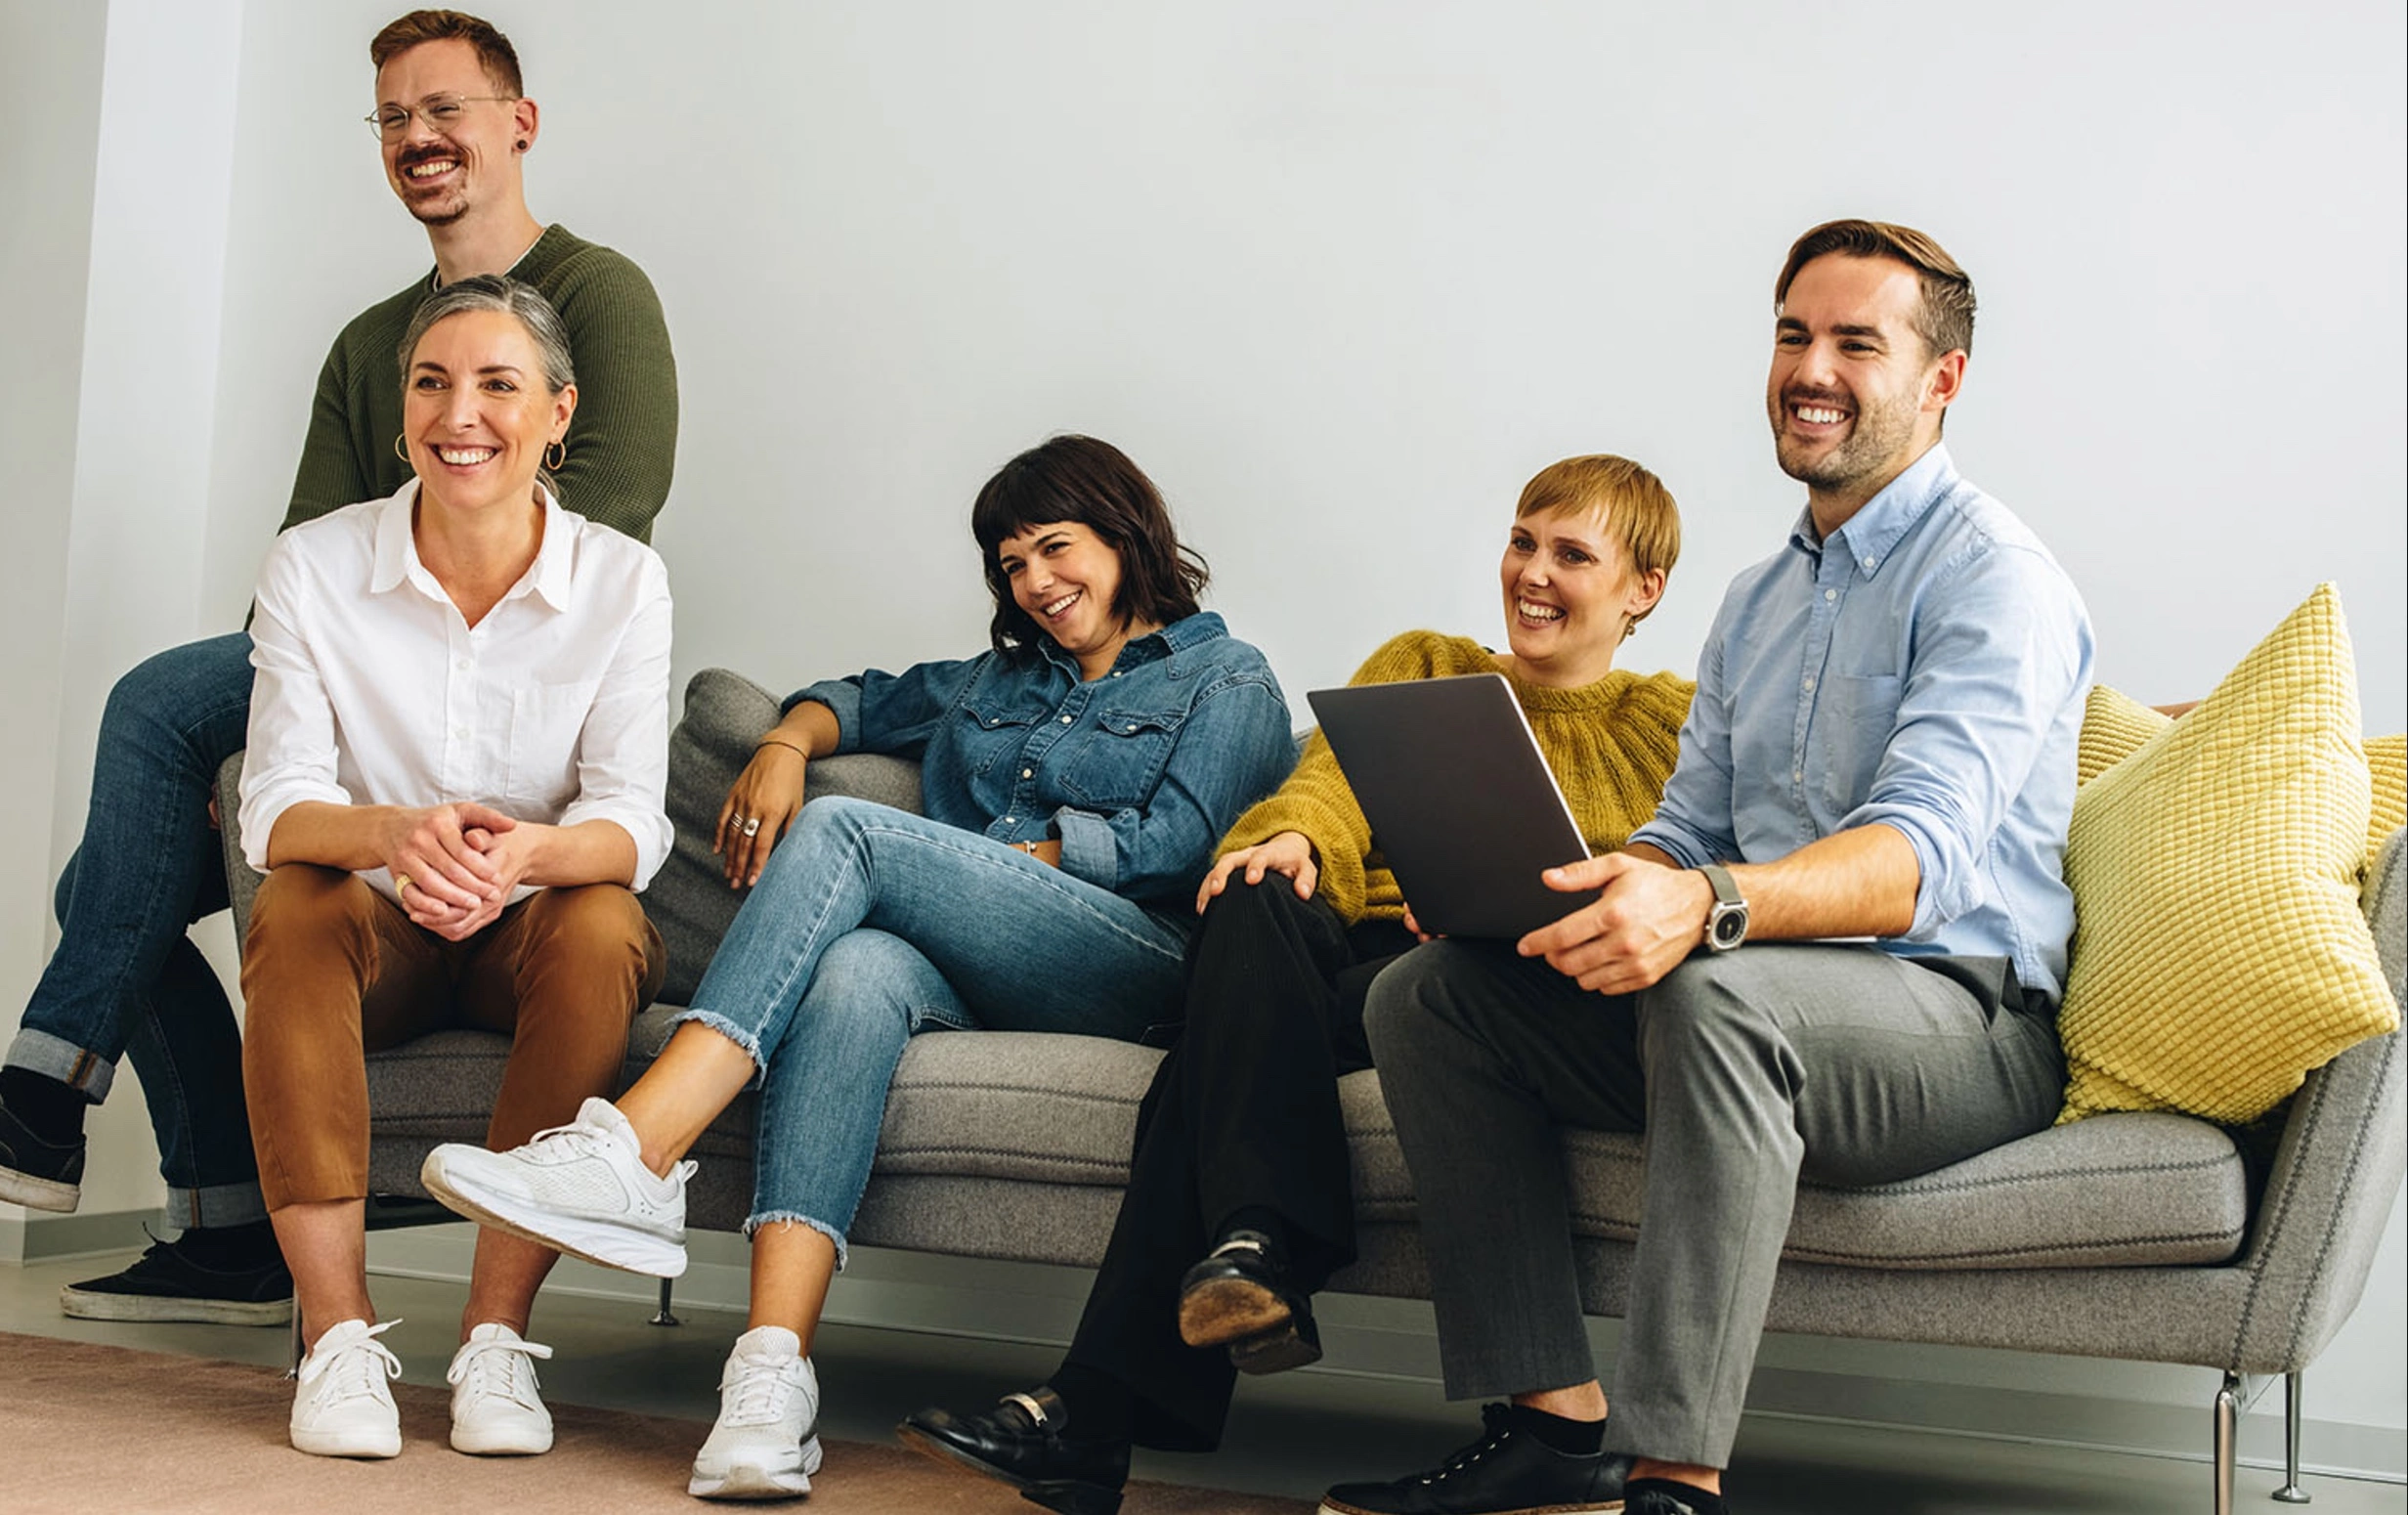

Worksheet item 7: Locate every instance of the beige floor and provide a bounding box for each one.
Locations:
[2,1245,2401,1515]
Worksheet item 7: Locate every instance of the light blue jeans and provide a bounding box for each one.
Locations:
[670,797,1190,1263]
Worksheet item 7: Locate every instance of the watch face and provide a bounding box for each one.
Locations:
[1711,907,1748,950]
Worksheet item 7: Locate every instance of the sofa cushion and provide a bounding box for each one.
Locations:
[2056,584,2397,1125]
[646,668,923,1004]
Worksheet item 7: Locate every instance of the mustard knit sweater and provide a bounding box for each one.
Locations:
[1222,630,1696,924]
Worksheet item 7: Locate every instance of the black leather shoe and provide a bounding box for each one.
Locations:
[1317,1404,1630,1514]
[0,1096,85,1213]
[896,1385,1130,1515]
[1177,1229,1322,1373]
[1623,1479,1730,1515]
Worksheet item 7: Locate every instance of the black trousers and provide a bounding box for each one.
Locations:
[1059,877,1413,1450]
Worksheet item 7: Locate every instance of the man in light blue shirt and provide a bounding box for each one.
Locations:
[1321,221,2093,1515]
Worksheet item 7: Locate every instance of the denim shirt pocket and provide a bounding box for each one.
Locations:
[1061,706,1187,808]
[957,691,1049,778]
[1811,672,1904,814]
[505,676,604,811]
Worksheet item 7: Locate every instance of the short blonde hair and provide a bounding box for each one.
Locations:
[1514,454,1681,634]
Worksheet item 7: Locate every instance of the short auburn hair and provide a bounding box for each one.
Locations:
[370,10,524,97]
[1775,218,1975,361]
[1515,454,1681,637]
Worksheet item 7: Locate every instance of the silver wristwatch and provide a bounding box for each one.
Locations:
[1698,863,1749,953]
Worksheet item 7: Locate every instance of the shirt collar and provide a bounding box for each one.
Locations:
[368,477,577,613]
[1033,610,1226,675]
[1785,442,1956,577]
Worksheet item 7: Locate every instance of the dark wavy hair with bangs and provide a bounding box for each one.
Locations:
[970,435,1210,660]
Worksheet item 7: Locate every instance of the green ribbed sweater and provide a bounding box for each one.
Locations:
[281,225,678,542]
[1223,630,1696,924]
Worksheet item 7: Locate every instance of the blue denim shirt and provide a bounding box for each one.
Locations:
[791,611,1296,908]
[1630,445,2094,1002]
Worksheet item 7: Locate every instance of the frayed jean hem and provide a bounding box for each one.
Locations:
[745,1209,849,1272]
[666,1006,769,1084]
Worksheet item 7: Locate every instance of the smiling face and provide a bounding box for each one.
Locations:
[1499,506,1664,688]
[374,38,533,228]
[1767,253,1964,526]
[996,520,1148,678]
[403,308,575,519]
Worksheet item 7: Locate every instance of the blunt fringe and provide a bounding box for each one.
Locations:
[1515,454,1682,638]
[970,436,1209,660]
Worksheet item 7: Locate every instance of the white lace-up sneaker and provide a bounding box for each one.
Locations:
[290,1317,404,1458]
[447,1321,556,1455]
[688,1325,825,1499]
[421,1097,696,1277]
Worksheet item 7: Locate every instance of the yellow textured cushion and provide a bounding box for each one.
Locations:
[2080,688,2405,871]
[2056,584,2396,1125]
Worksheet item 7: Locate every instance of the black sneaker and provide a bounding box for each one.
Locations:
[1623,1480,1730,1515]
[1318,1405,1630,1515]
[896,1385,1130,1515]
[59,1229,293,1326]
[0,1095,85,1213]
[1177,1228,1322,1374]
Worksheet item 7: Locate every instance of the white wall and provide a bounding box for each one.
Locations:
[17,0,2408,1454]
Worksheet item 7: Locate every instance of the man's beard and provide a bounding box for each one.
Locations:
[1771,384,1919,495]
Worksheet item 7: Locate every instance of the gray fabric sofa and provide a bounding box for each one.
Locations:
[216,668,2407,1515]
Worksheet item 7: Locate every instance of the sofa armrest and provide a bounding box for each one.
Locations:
[2223,827,2407,1371]
[217,753,261,942]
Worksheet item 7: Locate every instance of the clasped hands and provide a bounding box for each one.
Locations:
[385,801,540,942]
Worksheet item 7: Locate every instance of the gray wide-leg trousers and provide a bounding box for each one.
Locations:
[1363,939,2065,1467]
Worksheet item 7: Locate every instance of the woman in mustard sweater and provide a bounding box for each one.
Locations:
[901,455,1695,1515]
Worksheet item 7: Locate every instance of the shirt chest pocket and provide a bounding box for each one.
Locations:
[1061,707,1185,809]
[1810,672,1904,814]
[958,696,1049,778]
[505,677,603,812]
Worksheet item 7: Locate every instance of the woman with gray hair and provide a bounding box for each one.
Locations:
[236,275,674,1461]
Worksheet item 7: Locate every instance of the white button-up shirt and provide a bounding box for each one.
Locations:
[239,480,674,903]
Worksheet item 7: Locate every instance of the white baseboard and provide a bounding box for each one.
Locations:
[363,1223,2406,1485]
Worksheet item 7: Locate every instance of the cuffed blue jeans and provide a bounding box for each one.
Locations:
[5,631,265,1226]
[670,797,1190,1265]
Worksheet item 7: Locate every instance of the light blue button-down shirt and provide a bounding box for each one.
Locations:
[1629,445,2094,1002]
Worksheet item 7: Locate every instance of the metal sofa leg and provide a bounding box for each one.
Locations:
[2214,1372,2240,1515]
[651,1276,680,1326]
[2274,1370,2311,1503]
[286,1311,305,1379]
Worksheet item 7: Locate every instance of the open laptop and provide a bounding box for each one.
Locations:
[1305,672,1599,938]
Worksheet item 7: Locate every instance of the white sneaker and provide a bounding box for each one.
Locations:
[447,1321,555,1455]
[421,1097,695,1277]
[688,1325,825,1499]
[290,1317,403,1458]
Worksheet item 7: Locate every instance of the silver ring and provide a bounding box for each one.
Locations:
[741,817,762,837]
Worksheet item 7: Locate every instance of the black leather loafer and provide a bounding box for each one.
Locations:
[1178,1229,1324,1373]
[896,1385,1130,1515]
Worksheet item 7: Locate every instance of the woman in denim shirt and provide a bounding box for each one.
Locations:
[423,435,1294,1498]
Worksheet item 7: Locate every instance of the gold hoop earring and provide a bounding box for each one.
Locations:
[543,440,566,470]
[393,433,409,463]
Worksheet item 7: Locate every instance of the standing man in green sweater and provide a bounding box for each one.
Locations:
[0,8,678,1327]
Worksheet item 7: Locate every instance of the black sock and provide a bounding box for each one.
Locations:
[1505,1403,1605,1455]
[1214,1206,1288,1255]
[0,1066,89,1145]
[1048,1363,1136,1445]
[174,1217,281,1270]
[1626,1476,1730,1514]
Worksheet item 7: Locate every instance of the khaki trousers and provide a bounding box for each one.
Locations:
[239,864,665,1211]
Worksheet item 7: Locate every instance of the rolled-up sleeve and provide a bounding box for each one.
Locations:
[555,555,676,889]
[1629,626,1740,869]
[1054,672,1296,902]
[238,540,351,870]
[1843,542,2091,936]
